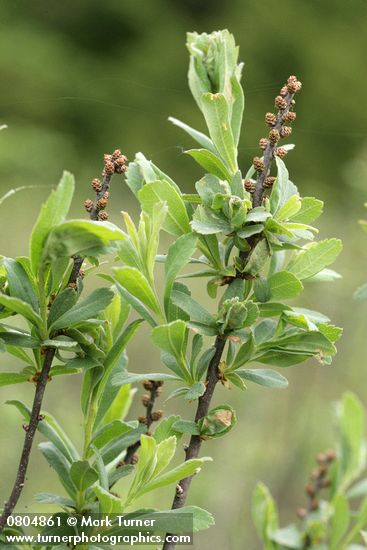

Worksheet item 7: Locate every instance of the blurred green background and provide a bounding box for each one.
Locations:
[1,1,367,548]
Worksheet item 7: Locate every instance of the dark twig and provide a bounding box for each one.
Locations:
[122,380,163,467]
[163,76,302,550]
[0,349,55,529]
[0,150,126,530]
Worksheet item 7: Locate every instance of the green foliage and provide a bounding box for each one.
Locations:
[0,27,345,547]
[253,393,367,549]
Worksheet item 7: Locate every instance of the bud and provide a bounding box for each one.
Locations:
[198,404,237,440]
[104,161,115,175]
[268,129,280,143]
[305,483,316,497]
[176,484,184,496]
[259,138,269,150]
[264,176,276,188]
[319,478,331,488]
[155,380,164,387]
[97,198,108,210]
[103,191,110,200]
[253,156,264,172]
[296,507,307,519]
[152,410,164,421]
[143,380,154,390]
[79,269,86,279]
[104,153,112,164]
[325,449,336,462]
[275,147,288,158]
[111,149,122,160]
[316,452,327,465]
[91,178,102,192]
[98,211,109,221]
[275,95,287,110]
[186,30,243,108]
[84,199,94,212]
[287,80,302,93]
[244,179,256,193]
[141,394,150,407]
[280,85,288,96]
[138,415,148,425]
[22,423,29,432]
[283,111,296,122]
[280,126,292,137]
[265,112,277,126]
[310,499,319,511]
[131,454,139,464]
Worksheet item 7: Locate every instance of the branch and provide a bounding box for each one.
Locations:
[0,349,55,529]
[163,76,302,550]
[0,149,126,531]
[121,380,163,468]
[251,76,301,207]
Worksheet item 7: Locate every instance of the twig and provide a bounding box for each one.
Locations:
[122,381,163,467]
[0,349,55,529]
[0,150,126,530]
[163,76,302,550]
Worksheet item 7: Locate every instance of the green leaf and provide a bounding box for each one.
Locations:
[0,330,40,348]
[191,205,232,235]
[112,371,179,387]
[230,336,255,370]
[90,420,133,450]
[94,486,122,514]
[168,117,217,154]
[245,239,270,276]
[198,404,237,439]
[7,400,79,462]
[3,258,39,311]
[30,171,75,274]
[172,419,200,435]
[137,456,212,497]
[70,460,98,492]
[184,382,206,400]
[252,483,278,549]
[0,372,29,387]
[50,288,114,331]
[154,415,182,443]
[337,392,366,491]
[164,234,197,320]
[151,321,188,379]
[237,369,288,389]
[42,220,125,264]
[270,157,289,214]
[288,239,343,280]
[171,289,216,327]
[354,283,367,300]
[138,181,191,236]
[274,195,301,222]
[186,149,231,180]
[47,287,78,328]
[0,294,43,329]
[330,494,349,549]
[39,442,75,498]
[114,267,162,318]
[290,197,323,224]
[268,271,304,300]
[200,93,237,173]
[153,436,177,477]
[271,525,302,549]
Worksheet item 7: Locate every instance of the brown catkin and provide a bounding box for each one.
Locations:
[259,138,269,150]
[275,95,287,110]
[268,129,280,143]
[275,147,288,158]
